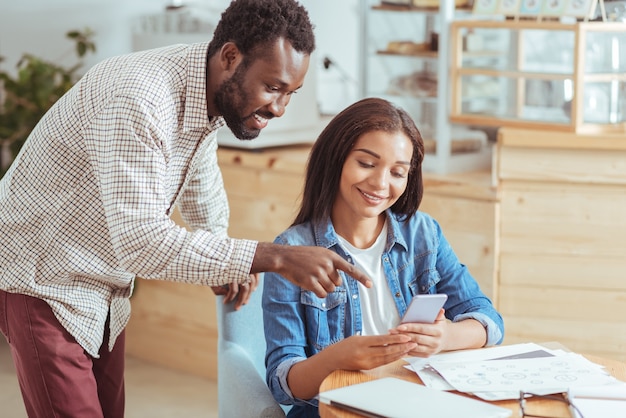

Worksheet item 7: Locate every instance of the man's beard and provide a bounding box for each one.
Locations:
[213,65,261,140]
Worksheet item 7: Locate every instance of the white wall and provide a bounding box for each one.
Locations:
[0,0,361,115]
[305,0,361,114]
[0,0,164,73]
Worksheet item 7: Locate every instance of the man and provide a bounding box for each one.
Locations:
[0,0,370,417]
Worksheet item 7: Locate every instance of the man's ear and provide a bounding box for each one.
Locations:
[218,42,242,71]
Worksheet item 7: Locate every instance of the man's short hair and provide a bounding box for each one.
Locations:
[207,0,315,60]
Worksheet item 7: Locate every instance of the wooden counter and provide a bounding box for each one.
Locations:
[126,130,626,379]
[217,144,311,242]
[496,128,626,362]
[125,144,498,379]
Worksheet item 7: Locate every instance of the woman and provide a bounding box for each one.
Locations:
[262,98,504,417]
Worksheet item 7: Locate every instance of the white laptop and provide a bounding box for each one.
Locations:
[319,377,512,418]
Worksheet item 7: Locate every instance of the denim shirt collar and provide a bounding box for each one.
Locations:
[311,210,409,253]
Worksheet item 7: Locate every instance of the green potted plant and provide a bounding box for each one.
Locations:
[0,28,96,177]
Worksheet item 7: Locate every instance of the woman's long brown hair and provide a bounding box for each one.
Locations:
[293,97,425,226]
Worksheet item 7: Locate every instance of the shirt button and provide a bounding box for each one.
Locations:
[322,303,326,308]
[352,294,358,299]
[395,292,401,298]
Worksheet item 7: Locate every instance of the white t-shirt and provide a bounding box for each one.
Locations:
[336,221,400,335]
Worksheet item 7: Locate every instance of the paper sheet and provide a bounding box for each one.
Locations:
[569,384,626,418]
[570,398,626,418]
[429,353,616,394]
[405,343,562,397]
[403,343,622,401]
[405,342,556,372]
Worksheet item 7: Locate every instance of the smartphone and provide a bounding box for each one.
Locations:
[400,294,448,324]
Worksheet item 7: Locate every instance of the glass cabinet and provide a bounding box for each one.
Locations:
[450,20,626,134]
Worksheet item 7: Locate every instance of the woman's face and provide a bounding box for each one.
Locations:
[334,129,413,222]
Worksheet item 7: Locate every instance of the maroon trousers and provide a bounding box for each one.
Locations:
[0,289,125,418]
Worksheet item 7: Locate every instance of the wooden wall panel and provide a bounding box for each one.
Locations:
[499,286,626,323]
[220,165,304,204]
[420,193,498,304]
[499,182,626,258]
[503,317,626,362]
[500,253,626,291]
[227,195,299,242]
[499,146,626,185]
[497,134,626,361]
[126,279,218,379]
[221,163,305,241]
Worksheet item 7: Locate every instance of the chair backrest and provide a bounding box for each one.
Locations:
[216,283,287,418]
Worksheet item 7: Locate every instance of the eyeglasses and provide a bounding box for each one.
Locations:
[518,391,585,418]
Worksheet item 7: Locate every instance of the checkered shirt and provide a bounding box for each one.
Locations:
[0,42,257,357]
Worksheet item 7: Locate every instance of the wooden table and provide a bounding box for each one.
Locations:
[319,354,626,417]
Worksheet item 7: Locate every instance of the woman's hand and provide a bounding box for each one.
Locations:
[389,309,448,357]
[286,333,417,400]
[330,334,418,371]
[390,309,488,357]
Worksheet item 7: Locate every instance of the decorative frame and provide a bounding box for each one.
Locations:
[471,0,603,18]
[472,0,500,14]
[541,0,569,15]
[564,0,598,17]
[518,0,544,15]
[498,0,523,15]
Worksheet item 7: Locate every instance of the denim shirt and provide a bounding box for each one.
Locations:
[262,210,504,418]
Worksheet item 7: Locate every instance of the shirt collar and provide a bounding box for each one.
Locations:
[312,210,408,252]
[183,42,224,133]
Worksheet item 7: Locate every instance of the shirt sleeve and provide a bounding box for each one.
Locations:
[83,95,255,286]
[263,262,314,406]
[452,311,503,346]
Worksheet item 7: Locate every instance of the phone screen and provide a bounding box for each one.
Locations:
[400,294,447,324]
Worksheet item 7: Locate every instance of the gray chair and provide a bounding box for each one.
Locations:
[216,284,287,418]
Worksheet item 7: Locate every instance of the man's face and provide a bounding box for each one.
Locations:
[213,38,310,140]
